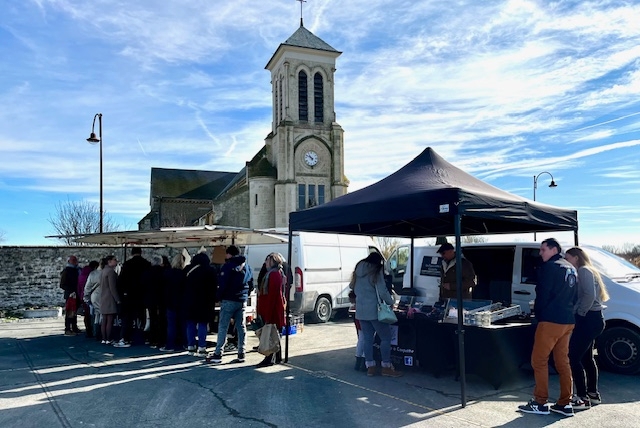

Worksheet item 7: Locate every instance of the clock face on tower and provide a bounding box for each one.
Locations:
[304,150,319,167]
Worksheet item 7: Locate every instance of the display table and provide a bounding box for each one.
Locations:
[452,321,535,389]
[395,314,535,389]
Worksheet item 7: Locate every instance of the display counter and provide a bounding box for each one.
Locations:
[393,314,535,389]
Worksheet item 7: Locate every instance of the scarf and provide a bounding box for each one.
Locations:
[260,266,283,295]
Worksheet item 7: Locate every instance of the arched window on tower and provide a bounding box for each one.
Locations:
[275,79,280,123]
[314,73,324,123]
[298,71,308,122]
[278,75,284,122]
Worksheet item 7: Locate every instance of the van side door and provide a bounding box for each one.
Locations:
[512,246,542,313]
[387,244,410,293]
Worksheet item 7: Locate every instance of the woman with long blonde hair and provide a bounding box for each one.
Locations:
[564,247,610,409]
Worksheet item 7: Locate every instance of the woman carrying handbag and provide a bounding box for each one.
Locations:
[351,252,402,377]
[255,253,287,367]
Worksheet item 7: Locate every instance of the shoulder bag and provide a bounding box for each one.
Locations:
[375,284,397,324]
[256,323,281,355]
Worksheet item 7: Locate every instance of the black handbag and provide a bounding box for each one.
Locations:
[248,315,264,332]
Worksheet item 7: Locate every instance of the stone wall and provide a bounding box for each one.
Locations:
[215,189,251,227]
[0,246,188,310]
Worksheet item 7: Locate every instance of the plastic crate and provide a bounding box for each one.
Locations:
[281,325,297,335]
[289,314,304,333]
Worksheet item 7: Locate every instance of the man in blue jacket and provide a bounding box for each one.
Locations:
[208,245,253,364]
[519,238,577,417]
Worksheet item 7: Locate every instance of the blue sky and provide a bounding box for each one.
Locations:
[1,0,639,248]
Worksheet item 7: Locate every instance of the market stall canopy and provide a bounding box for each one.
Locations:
[58,226,289,247]
[289,147,578,238]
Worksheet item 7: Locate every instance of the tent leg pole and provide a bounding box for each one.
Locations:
[410,237,415,290]
[285,227,294,364]
[455,214,467,407]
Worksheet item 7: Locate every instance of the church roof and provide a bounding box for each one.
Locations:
[150,167,236,200]
[282,24,339,52]
[249,157,277,178]
[215,166,247,197]
[265,23,341,70]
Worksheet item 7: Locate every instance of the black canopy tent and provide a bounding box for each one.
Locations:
[286,147,578,406]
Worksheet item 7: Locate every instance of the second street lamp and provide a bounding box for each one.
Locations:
[533,171,557,240]
[86,113,103,233]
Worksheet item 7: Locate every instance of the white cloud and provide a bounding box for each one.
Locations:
[1,0,640,245]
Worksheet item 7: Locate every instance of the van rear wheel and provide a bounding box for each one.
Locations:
[596,326,640,375]
[310,297,332,323]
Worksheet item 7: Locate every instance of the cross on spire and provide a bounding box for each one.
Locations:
[297,0,306,27]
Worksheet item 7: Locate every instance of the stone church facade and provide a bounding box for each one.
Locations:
[139,23,348,230]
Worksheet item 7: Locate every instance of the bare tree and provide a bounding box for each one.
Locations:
[48,198,118,245]
[374,237,406,259]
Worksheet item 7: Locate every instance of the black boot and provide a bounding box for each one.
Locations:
[256,354,274,368]
[354,357,364,371]
[275,350,282,364]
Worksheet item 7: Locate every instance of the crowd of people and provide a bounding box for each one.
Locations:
[60,246,288,367]
[61,237,609,406]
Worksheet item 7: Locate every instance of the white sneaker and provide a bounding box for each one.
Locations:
[113,339,131,348]
[196,347,207,357]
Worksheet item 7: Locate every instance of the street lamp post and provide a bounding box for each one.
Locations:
[86,113,103,233]
[533,171,557,241]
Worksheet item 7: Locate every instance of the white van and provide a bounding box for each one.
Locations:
[244,232,381,323]
[388,242,640,375]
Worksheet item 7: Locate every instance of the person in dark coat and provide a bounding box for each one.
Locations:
[208,245,252,364]
[142,255,167,348]
[115,247,151,347]
[160,254,186,352]
[437,243,476,300]
[60,255,81,335]
[519,238,577,417]
[183,252,217,357]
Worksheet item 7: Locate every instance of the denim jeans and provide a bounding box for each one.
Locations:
[214,300,246,355]
[186,320,208,349]
[359,319,392,365]
[569,310,605,397]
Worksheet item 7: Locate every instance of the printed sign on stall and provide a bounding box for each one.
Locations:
[420,255,442,277]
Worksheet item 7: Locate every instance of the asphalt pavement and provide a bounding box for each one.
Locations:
[1,316,638,428]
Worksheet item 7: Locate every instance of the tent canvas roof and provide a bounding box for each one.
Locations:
[290,147,578,238]
[65,226,289,247]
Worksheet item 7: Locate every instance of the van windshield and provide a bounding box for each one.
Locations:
[582,245,640,282]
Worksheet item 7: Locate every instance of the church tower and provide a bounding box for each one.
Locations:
[259,21,347,228]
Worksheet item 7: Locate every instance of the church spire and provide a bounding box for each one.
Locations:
[297,0,306,27]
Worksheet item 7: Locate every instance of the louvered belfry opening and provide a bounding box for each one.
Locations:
[298,70,308,121]
[314,72,323,123]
